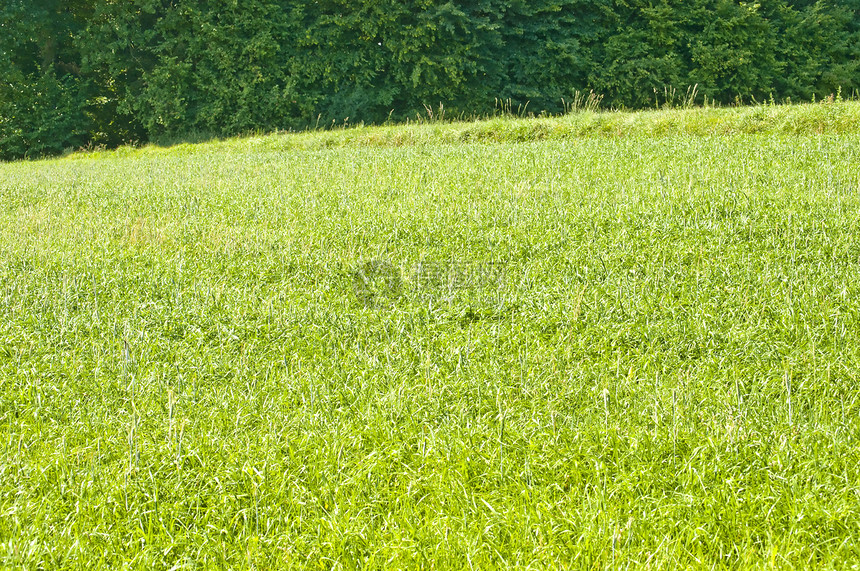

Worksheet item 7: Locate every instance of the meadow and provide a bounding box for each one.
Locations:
[2,102,860,568]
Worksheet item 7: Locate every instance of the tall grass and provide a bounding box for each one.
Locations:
[1,103,860,568]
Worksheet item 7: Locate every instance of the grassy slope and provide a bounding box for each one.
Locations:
[72,99,860,158]
[2,103,860,568]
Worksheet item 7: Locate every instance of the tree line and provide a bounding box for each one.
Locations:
[1,0,858,159]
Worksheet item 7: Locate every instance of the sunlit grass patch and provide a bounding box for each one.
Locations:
[1,115,860,567]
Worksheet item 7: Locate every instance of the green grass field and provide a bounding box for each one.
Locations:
[2,102,860,569]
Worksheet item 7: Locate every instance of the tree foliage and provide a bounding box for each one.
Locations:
[1,0,858,158]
